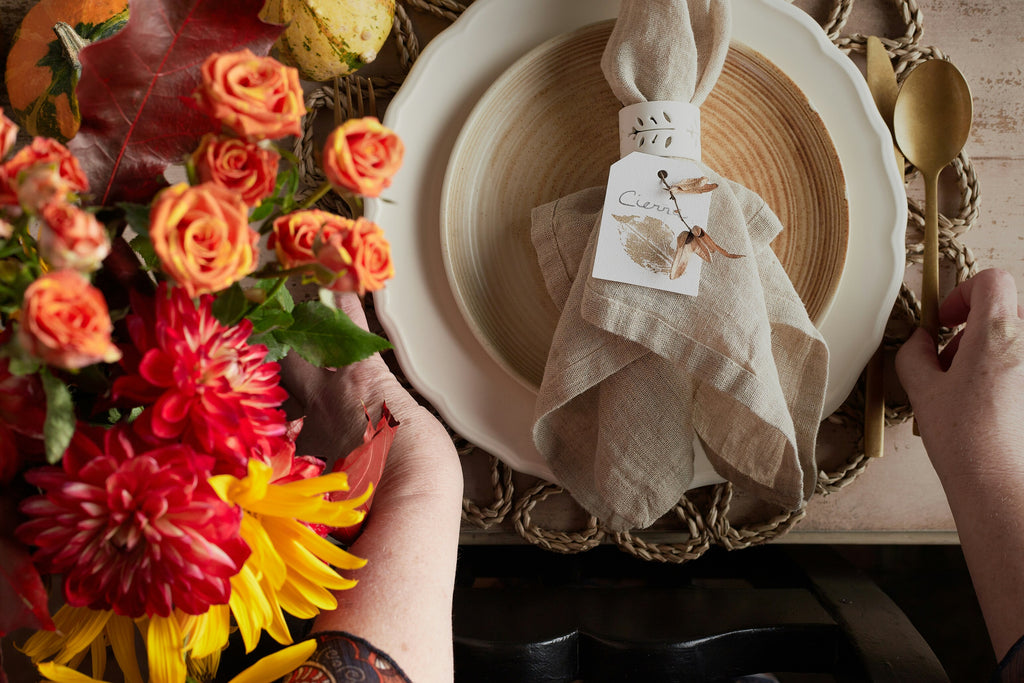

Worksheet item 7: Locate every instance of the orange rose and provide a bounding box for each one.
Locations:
[192,50,305,141]
[268,208,336,270]
[149,182,258,297]
[39,203,111,272]
[17,270,122,370]
[191,133,280,206]
[269,211,393,294]
[323,117,404,198]
[320,217,393,295]
[0,109,17,159]
[2,137,88,211]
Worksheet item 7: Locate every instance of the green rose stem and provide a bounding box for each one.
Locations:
[296,181,362,217]
[299,181,333,210]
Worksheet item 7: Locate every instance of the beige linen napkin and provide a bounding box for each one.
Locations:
[531,0,829,531]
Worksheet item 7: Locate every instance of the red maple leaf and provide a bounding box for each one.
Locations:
[69,0,283,206]
[330,403,399,546]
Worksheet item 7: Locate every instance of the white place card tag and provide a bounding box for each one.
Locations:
[593,152,714,296]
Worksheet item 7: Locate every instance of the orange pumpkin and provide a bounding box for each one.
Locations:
[5,0,129,142]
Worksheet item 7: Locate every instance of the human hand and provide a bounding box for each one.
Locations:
[279,292,462,508]
[277,292,462,682]
[895,268,1024,483]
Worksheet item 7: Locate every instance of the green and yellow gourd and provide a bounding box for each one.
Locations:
[5,0,129,142]
[260,0,395,82]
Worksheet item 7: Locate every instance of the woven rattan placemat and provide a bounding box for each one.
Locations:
[299,0,979,560]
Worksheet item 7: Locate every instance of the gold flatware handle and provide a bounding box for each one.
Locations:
[864,345,885,457]
[863,36,900,455]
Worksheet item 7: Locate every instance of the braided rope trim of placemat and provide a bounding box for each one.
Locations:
[301,0,981,561]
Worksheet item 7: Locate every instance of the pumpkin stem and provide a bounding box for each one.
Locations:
[52,22,90,75]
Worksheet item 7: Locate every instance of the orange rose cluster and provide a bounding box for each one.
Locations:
[268,210,393,296]
[2,45,406,371]
[0,108,119,370]
[167,50,401,298]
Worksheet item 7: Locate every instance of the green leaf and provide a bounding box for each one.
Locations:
[5,355,41,377]
[119,202,152,236]
[249,307,293,336]
[256,278,295,313]
[250,330,290,363]
[129,233,160,271]
[211,284,248,326]
[249,196,277,223]
[279,166,301,213]
[41,371,75,464]
[272,302,391,368]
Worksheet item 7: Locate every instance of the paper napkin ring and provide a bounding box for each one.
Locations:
[618,101,701,160]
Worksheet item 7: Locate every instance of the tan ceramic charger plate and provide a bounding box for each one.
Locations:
[441,21,849,390]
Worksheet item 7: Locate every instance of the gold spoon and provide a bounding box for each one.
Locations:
[893,59,973,342]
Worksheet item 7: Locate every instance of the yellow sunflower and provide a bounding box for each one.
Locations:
[208,458,369,652]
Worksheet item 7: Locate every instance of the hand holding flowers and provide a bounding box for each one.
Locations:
[0,43,409,683]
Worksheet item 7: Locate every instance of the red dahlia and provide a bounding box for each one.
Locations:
[16,428,249,618]
[114,284,289,475]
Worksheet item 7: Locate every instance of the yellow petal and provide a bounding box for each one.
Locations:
[253,573,294,647]
[36,662,104,683]
[242,490,327,519]
[186,604,231,660]
[277,542,353,591]
[283,568,345,611]
[276,577,330,620]
[209,462,270,506]
[230,565,273,653]
[106,615,144,683]
[264,522,361,591]
[227,639,317,683]
[146,614,186,683]
[21,625,65,663]
[57,608,112,665]
[89,636,106,680]
[266,516,367,571]
[207,474,235,502]
[275,471,350,496]
[264,598,294,647]
[240,513,287,589]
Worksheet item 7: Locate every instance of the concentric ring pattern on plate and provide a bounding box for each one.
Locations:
[368,0,906,483]
[441,22,848,390]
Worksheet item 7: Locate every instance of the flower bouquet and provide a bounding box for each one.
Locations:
[0,1,406,681]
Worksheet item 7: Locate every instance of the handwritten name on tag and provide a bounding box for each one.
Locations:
[593,153,712,296]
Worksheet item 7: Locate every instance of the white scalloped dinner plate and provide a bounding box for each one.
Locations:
[368,0,906,483]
